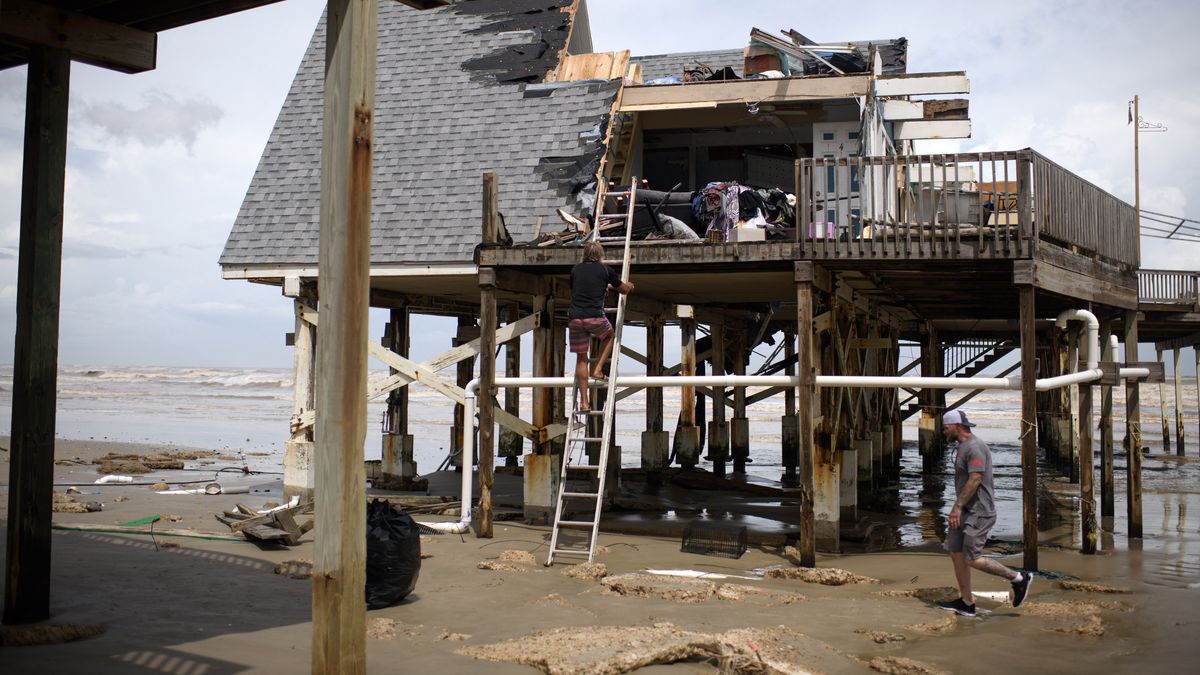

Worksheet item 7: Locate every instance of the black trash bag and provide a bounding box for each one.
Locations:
[365,499,421,609]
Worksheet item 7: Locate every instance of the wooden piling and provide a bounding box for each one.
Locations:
[642,317,668,471]
[1174,348,1184,456]
[1157,348,1170,453]
[499,303,523,462]
[311,1,375,669]
[709,322,729,476]
[4,45,70,626]
[1019,285,1039,571]
[477,268,497,538]
[1066,330,1079,483]
[796,262,816,568]
[1099,318,1115,526]
[531,287,553,455]
[1080,377,1096,554]
[781,326,799,485]
[731,326,749,474]
[1124,310,1142,539]
[676,309,700,468]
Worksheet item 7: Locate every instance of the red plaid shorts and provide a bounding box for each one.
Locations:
[568,317,613,353]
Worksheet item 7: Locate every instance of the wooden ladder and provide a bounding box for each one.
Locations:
[545,178,638,566]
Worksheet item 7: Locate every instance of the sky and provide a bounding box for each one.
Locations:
[0,0,1197,370]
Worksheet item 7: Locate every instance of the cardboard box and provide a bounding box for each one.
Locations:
[728,227,766,242]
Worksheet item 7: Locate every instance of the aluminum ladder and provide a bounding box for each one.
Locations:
[545,178,638,566]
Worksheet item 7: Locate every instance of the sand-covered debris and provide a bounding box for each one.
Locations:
[274,559,313,579]
[876,587,958,603]
[50,492,101,513]
[715,584,806,606]
[905,615,956,635]
[0,624,105,647]
[1059,580,1131,594]
[600,573,716,603]
[854,628,906,644]
[478,560,531,573]
[868,656,945,674]
[439,631,471,641]
[367,618,423,640]
[1020,600,1130,637]
[562,562,607,580]
[149,482,169,491]
[458,622,863,674]
[113,495,128,503]
[763,565,879,586]
[499,550,537,565]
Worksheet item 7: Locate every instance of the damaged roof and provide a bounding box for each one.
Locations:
[221,0,616,269]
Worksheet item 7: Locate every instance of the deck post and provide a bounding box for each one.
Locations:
[1124,310,1143,539]
[795,262,816,567]
[477,267,497,538]
[731,326,750,474]
[499,304,523,466]
[451,317,478,468]
[1174,348,1185,456]
[708,322,729,477]
[642,317,669,471]
[382,305,415,480]
[1195,345,1199,456]
[918,323,942,472]
[4,45,69,626]
[1066,330,1079,482]
[675,307,700,468]
[1019,284,1039,571]
[1099,317,1115,528]
[550,299,567,457]
[1080,373,1096,554]
[525,284,556,523]
[285,280,317,497]
[310,0,375,669]
[781,326,800,486]
[1157,348,1170,452]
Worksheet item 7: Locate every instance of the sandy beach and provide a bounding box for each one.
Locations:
[1,436,1198,674]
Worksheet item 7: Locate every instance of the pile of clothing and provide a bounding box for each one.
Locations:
[692,182,795,241]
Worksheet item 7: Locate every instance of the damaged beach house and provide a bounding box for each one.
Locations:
[219,0,1200,567]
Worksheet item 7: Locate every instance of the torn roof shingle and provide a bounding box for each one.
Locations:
[220,0,617,269]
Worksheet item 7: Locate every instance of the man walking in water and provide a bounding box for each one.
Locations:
[939,409,1032,616]
[569,241,633,411]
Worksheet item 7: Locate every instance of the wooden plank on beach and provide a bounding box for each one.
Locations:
[227,501,311,534]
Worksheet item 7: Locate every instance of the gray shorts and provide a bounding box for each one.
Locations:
[943,513,996,561]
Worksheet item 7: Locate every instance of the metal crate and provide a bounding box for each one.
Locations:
[680,520,748,559]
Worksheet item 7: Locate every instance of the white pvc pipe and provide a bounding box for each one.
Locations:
[1036,368,1103,392]
[94,475,134,484]
[1054,308,1100,369]
[417,382,478,534]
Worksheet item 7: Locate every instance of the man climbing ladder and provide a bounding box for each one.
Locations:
[568,240,634,411]
[546,179,638,566]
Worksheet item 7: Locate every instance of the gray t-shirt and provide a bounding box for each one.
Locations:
[953,434,995,517]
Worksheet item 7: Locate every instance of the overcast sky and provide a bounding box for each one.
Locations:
[0,0,1197,369]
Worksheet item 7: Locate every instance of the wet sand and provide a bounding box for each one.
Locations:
[1,437,1198,673]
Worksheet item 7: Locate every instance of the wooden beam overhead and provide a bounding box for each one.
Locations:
[874,72,970,96]
[1154,330,1200,352]
[1,0,157,74]
[620,74,871,111]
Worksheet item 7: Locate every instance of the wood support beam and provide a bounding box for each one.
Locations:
[499,304,523,461]
[1,0,157,73]
[1124,310,1142,539]
[477,266,497,538]
[1099,318,1115,527]
[795,262,816,568]
[1019,285,1039,571]
[4,45,69,626]
[311,1,374,670]
[1174,348,1185,456]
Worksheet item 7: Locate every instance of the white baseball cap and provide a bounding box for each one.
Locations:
[943,409,976,427]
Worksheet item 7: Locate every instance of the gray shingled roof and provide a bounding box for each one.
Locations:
[632,49,746,82]
[221,2,618,268]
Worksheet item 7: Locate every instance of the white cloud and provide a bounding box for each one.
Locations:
[78,91,223,152]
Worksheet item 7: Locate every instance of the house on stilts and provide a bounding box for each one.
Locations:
[220,0,1200,568]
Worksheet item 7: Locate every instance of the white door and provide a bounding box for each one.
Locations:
[812,122,862,237]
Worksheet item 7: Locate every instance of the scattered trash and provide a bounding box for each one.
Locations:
[680,520,748,559]
[645,568,759,581]
[94,475,134,485]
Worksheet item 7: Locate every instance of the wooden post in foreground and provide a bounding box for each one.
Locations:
[1099,318,1115,528]
[1156,348,1170,452]
[476,171,499,538]
[1019,285,1039,571]
[796,262,816,567]
[4,46,70,626]
[1174,348,1184,456]
[1080,377,1096,554]
[312,0,375,671]
[1124,310,1143,539]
